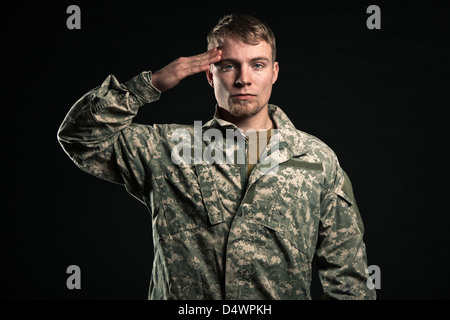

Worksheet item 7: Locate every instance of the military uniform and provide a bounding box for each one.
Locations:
[58,71,376,300]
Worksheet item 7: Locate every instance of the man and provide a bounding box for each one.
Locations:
[58,14,376,300]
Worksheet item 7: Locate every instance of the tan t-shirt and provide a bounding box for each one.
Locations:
[244,128,274,177]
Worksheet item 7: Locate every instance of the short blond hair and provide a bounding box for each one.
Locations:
[207,14,277,62]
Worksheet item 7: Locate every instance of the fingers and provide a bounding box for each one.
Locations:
[184,48,222,76]
[153,48,222,92]
[198,48,222,63]
[193,49,222,69]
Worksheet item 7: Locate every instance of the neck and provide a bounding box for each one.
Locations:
[217,105,274,131]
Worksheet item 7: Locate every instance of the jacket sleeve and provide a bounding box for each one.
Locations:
[315,156,376,300]
[57,71,161,203]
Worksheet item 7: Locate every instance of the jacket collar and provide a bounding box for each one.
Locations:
[203,104,311,158]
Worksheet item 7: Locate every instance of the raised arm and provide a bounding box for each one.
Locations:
[57,49,222,201]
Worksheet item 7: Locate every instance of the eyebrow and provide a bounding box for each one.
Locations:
[218,56,271,64]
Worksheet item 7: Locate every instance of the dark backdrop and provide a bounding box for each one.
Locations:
[2,0,449,300]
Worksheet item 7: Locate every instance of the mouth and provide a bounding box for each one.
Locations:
[231,94,256,100]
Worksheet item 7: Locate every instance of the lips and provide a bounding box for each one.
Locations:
[231,93,256,100]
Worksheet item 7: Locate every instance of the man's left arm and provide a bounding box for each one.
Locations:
[316,164,376,300]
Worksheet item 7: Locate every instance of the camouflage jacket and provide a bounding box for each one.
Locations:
[58,71,376,300]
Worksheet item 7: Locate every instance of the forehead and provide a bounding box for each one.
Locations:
[218,38,272,61]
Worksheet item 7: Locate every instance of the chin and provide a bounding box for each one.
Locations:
[229,101,263,118]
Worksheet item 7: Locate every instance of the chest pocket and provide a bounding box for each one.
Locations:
[244,159,323,260]
[194,164,226,225]
[254,188,311,259]
[154,163,225,235]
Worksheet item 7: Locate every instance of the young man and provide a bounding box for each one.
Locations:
[58,14,376,299]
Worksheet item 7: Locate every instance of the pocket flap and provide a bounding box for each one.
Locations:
[195,164,225,225]
[258,206,309,256]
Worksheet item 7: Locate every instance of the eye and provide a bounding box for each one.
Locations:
[222,64,235,71]
[253,63,264,69]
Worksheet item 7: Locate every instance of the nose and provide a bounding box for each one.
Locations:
[235,67,251,87]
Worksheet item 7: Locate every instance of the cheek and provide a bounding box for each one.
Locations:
[212,76,230,104]
[213,74,233,92]
[259,73,275,91]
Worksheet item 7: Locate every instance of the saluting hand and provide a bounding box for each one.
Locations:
[151,48,222,92]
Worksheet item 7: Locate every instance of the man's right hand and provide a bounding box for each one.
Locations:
[151,48,222,92]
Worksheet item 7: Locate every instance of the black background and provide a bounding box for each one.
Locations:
[2,0,449,300]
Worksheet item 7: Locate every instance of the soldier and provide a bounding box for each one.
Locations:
[58,13,376,300]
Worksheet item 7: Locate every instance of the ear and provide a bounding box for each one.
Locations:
[272,61,279,84]
[206,69,214,88]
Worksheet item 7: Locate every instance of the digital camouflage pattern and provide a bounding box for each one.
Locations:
[58,71,376,300]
